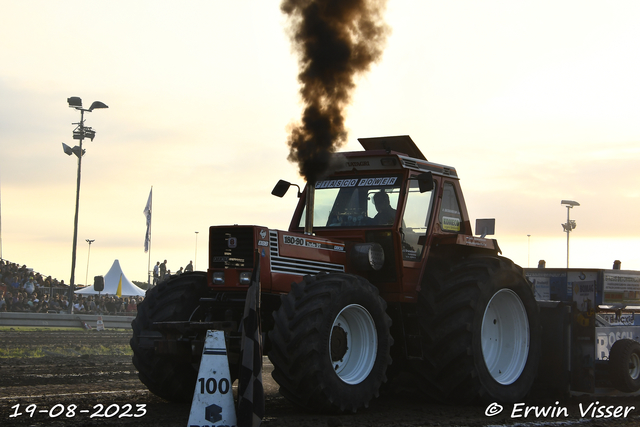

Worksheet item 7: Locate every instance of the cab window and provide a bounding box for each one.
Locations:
[439,182,462,233]
[401,179,434,261]
[298,176,402,228]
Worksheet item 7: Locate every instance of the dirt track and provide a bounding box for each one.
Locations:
[2,330,640,427]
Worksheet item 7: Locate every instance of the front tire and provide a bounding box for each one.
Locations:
[130,272,208,402]
[268,273,393,413]
[609,339,640,393]
[414,255,541,403]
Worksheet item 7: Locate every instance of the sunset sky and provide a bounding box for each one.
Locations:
[1,0,639,284]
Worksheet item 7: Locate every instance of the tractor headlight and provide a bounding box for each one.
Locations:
[213,272,225,285]
[350,242,385,271]
[239,272,252,285]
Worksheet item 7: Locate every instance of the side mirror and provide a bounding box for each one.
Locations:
[475,218,495,238]
[272,180,292,198]
[415,172,434,193]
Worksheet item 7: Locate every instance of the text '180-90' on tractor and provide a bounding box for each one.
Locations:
[130,135,541,413]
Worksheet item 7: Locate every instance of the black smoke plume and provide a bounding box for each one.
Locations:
[281,0,389,184]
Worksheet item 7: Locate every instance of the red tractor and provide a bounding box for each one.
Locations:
[130,135,540,412]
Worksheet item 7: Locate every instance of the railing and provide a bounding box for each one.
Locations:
[0,312,134,329]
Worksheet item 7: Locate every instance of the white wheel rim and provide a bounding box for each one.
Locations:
[481,289,530,385]
[329,304,378,385]
[629,352,640,380]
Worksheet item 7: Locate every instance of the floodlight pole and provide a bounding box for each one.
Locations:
[68,108,85,313]
[565,206,570,268]
[561,200,579,269]
[65,98,108,313]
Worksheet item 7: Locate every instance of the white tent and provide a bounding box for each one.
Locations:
[75,259,146,297]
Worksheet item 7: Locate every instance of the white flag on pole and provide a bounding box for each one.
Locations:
[143,187,152,252]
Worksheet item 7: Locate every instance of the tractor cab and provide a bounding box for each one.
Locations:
[275,135,493,302]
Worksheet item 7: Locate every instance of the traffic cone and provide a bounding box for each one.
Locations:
[187,330,236,427]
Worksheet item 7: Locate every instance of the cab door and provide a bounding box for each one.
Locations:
[400,176,436,298]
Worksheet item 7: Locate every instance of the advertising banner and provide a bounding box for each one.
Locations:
[603,271,640,305]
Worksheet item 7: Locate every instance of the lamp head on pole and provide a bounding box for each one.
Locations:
[61,142,84,158]
[84,128,96,141]
[62,143,74,156]
[88,101,108,111]
[560,199,579,234]
[67,97,82,108]
[67,97,108,112]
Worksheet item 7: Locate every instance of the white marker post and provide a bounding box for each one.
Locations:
[187,330,237,427]
[96,315,105,331]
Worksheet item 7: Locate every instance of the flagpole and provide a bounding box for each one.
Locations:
[148,186,152,286]
[144,186,153,287]
[0,169,3,261]
[147,236,152,286]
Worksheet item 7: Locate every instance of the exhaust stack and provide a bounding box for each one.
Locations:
[304,185,315,235]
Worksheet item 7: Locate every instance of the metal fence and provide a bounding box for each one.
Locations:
[0,312,134,329]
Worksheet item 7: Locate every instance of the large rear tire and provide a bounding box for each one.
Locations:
[608,339,640,393]
[130,272,208,402]
[414,255,540,403]
[268,273,393,413]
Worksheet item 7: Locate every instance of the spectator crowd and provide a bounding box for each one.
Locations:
[0,259,144,314]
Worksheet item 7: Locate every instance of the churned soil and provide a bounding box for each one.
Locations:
[1,330,640,427]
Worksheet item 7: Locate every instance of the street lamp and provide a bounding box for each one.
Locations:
[527,234,531,268]
[63,97,108,313]
[85,239,95,285]
[195,231,199,270]
[561,200,580,268]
